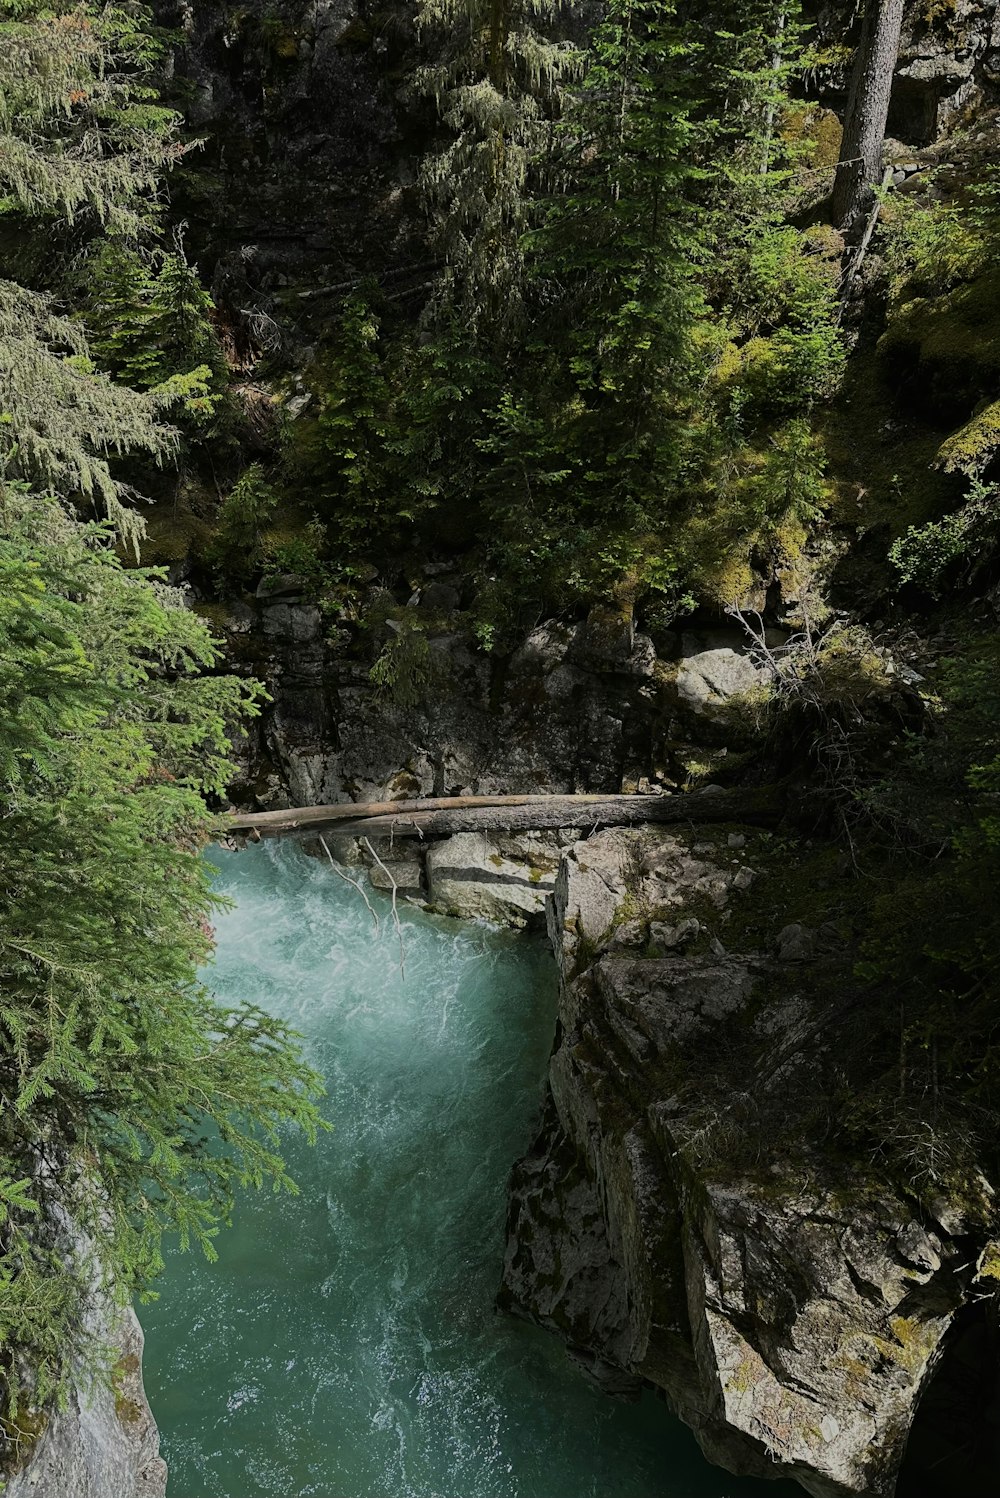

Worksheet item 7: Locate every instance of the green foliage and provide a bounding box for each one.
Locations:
[0,483,323,1419]
[413,0,576,336]
[311,293,396,532]
[369,617,445,711]
[263,520,331,593]
[0,1,182,240]
[740,417,829,533]
[889,477,999,595]
[0,2,227,551]
[880,197,982,305]
[290,295,495,565]
[210,464,280,578]
[82,242,229,427]
[0,280,174,554]
[285,0,844,632]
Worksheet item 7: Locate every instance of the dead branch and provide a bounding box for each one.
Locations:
[362,838,405,978]
[318,836,381,936]
[227,790,785,842]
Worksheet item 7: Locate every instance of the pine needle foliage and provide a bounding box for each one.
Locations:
[0,1,226,547]
[0,280,174,554]
[0,483,323,1426]
[80,241,229,427]
[534,0,706,443]
[467,1,709,609]
[0,0,183,239]
[413,0,578,336]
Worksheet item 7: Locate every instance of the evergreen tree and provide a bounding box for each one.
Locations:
[0,1,324,1434]
[536,0,704,450]
[0,2,228,542]
[0,483,322,1419]
[470,1,706,609]
[0,0,181,239]
[81,241,229,428]
[0,281,173,554]
[413,0,576,337]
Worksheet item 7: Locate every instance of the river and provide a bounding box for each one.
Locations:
[141,840,791,1498]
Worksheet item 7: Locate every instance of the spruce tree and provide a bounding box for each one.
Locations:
[0,2,225,544]
[0,282,173,554]
[0,485,323,1420]
[0,1,325,1436]
[0,0,181,239]
[413,0,576,337]
[474,0,706,607]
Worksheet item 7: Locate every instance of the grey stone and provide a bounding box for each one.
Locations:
[421,581,461,613]
[8,1307,166,1498]
[676,629,780,717]
[502,823,977,1497]
[776,923,818,962]
[255,572,307,601]
[365,858,425,896]
[896,1220,942,1274]
[648,917,701,951]
[261,602,323,644]
[426,831,558,927]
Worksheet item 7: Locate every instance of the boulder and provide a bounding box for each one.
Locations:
[425,831,563,927]
[676,629,779,717]
[776,923,818,962]
[648,916,701,951]
[549,826,732,980]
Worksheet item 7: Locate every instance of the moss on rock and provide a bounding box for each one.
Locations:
[878,271,1000,422]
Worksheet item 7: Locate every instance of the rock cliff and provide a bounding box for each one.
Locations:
[220,581,782,809]
[495,826,998,1497]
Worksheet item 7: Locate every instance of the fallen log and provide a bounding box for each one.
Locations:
[226,789,785,842]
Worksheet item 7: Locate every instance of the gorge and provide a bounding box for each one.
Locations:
[140,841,794,1498]
[5,3,1000,1498]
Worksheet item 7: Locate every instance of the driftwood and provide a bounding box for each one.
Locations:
[226,789,785,842]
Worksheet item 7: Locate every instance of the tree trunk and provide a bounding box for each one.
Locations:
[225,790,785,842]
[832,0,905,233]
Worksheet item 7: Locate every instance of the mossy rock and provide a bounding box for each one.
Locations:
[877,271,1000,423]
[782,103,843,171]
[335,16,374,47]
[141,504,214,568]
[936,399,1000,477]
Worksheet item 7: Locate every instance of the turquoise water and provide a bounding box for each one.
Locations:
[141,840,789,1498]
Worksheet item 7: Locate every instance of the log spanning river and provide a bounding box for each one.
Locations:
[142,840,788,1498]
